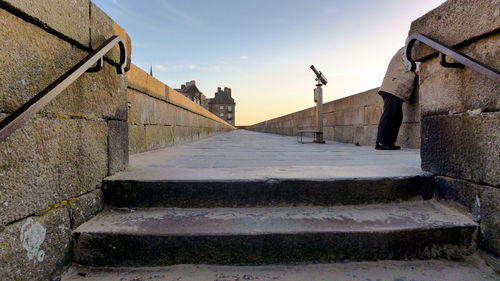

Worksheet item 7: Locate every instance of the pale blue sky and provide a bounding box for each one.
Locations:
[92,0,446,125]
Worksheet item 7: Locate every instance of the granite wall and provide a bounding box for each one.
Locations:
[0,1,131,280]
[247,88,420,149]
[409,0,500,272]
[126,64,235,155]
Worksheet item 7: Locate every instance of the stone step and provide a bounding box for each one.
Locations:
[103,171,434,208]
[62,257,499,281]
[73,200,476,266]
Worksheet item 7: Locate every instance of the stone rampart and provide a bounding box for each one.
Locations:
[127,64,235,154]
[409,0,500,271]
[0,1,131,280]
[247,88,420,148]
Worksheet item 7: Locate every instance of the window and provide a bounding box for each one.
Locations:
[220,113,224,117]
[227,113,232,119]
[220,105,224,110]
[228,106,232,112]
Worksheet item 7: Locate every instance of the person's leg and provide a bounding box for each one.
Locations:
[376,92,392,145]
[376,92,403,149]
[388,95,403,145]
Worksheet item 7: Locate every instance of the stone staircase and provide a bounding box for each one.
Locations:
[70,175,478,270]
[60,131,499,280]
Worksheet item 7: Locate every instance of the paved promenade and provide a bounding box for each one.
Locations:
[109,129,424,182]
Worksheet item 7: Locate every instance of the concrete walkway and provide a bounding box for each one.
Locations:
[109,130,424,182]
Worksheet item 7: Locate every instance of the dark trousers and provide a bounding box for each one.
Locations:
[376,91,403,145]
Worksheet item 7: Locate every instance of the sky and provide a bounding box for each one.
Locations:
[92,0,446,125]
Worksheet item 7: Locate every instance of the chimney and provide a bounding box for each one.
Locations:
[224,87,231,97]
[190,80,196,85]
[181,84,185,89]
[217,87,222,92]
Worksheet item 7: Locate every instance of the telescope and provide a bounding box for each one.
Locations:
[310,65,328,85]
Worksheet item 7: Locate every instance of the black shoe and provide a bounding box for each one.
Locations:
[375,143,401,150]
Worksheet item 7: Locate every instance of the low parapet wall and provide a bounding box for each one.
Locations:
[247,88,420,148]
[127,64,235,154]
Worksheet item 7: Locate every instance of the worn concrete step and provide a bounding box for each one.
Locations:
[103,171,434,208]
[73,200,476,266]
[62,256,499,281]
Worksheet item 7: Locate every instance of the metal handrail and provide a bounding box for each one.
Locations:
[406,33,500,84]
[0,36,129,142]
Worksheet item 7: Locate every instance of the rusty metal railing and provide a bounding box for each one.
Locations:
[405,33,500,84]
[0,36,129,142]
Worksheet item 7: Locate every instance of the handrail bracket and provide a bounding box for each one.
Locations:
[439,52,465,69]
[0,35,129,143]
[86,57,104,73]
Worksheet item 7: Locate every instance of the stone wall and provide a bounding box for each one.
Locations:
[127,64,235,154]
[409,0,500,271]
[0,1,131,280]
[247,88,420,148]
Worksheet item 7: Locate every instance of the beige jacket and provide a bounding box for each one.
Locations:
[379,47,417,103]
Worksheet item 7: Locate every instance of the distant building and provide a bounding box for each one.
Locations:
[205,87,235,126]
[175,80,206,106]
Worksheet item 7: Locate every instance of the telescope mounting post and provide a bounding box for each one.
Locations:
[311,65,327,144]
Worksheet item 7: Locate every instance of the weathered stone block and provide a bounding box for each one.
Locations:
[127,88,174,126]
[396,122,420,149]
[130,88,156,125]
[402,88,420,123]
[1,0,90,46]
[329,96,353,112]
[354,125,378,146]
[198,127,210,139]
[49,61,128,121]
[330,111,343,126]
[409,0,500,60]
[419,34,500,116]
[173,126,191,145]
[128,124,146,155]
[435,176,481,221]
[351,107,364,125]
[353,126,364,145]
[0,8,82,112]
[480,185,500,256]
[90,2,132,67]
[421,112,500,187]
[0,117,108,225]
[350,88,381,108]
[333,126,354,143]
[174,106,186,127]
[0,207,71,281]
[70,189,104,229]
[322,101,335,114]
[323,126,335,140]
[127,65,168,100]
[364,105,382,125]
[108,120,129,175]
[145,125,174,151]
[0,9,127,120]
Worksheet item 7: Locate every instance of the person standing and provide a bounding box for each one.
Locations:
[375,47,419,150]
